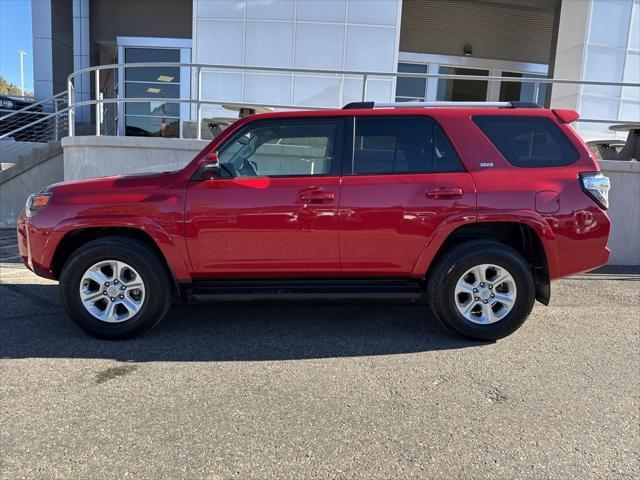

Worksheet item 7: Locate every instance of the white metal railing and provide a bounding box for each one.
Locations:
[0,92,69,169]
[58,62,636,140]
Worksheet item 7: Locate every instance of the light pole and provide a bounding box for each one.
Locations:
[17,50,26,96]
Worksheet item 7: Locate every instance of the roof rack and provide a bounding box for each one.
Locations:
[342,101,542,110]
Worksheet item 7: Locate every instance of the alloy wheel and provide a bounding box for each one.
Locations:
[79,260,146,323]
[454,263,517,324]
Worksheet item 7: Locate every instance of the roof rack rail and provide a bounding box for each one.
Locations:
[342,101,542,110]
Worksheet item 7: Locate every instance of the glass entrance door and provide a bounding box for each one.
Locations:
[117,37,191,137]
[124,47,181,137]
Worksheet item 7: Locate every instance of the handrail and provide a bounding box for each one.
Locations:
[0,106,70,140]
[67,96,637,127]
[67,62,640,88]
[61,62,640,140]
[0,91,67,122]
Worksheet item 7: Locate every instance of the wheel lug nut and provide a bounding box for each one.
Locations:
[483,300,488,304]
[103,290,107,295]
[474,297,479,301]
[105,282,110,287]
[114,279,118,284]
[120,285,126,290]
[473,288,478,293]
[119,294,124,299]
[480,282,485,287]
[488,285,493,290]
[110,297,116,302]
[490,294,495,298]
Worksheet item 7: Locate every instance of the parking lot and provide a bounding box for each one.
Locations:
[1,231,638,479]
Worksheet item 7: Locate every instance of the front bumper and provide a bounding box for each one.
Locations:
[17,212,58,279]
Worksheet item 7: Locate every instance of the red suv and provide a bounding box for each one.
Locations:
[17,102,611,340]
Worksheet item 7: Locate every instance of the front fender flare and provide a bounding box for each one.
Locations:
[50,216,192,282]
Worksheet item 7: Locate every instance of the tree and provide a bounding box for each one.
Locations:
[0,76,25,96]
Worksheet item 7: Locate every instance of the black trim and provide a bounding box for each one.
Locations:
[343,102,375,110]
[184,278,425,302]
[510,101,542,109]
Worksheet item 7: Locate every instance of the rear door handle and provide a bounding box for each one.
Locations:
[299,191,336,203]
[425,187,464,200]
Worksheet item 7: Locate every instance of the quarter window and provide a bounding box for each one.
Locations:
[349,116,464,175]
[217,120,337,177]
[473,115,579,167]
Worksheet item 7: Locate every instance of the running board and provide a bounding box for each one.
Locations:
[189,278,424,302]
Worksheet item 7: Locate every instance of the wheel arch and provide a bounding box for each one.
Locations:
[417,217,556,305]
[50,226,183,296]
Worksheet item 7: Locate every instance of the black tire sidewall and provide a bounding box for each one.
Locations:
[59,239,171,338]
[434,245,535,340]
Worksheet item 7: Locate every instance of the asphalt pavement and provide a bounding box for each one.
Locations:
[1,231,638,479]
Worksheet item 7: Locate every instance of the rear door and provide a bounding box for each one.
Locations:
[338,115,476,276]
[185,117,344,277]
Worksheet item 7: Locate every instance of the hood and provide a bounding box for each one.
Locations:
[45,170,180,195]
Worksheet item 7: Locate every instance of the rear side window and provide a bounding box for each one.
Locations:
[472,115,579,167]
[348,116,464,175]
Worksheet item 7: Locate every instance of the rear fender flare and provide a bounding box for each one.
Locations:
[412,210,559,279]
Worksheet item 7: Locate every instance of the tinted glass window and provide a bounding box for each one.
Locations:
[218,120,337,177]
[395,63,428,102]
[473,115,579,167]
[349,117,463,175]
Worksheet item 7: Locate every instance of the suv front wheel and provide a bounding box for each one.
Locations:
[59,237,172,338]
[427,240,536,340]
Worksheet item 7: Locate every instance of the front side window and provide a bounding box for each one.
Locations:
[349,116,464,175]
[217,120,337,178]
[472,115,579,167]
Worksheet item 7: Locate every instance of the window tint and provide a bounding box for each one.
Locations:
[473,115,579,167]
[218,120,337,177]
[349,116,464,175]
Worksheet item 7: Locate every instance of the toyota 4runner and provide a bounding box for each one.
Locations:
[17,102,611,340]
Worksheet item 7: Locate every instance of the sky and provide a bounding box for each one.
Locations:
[0,0,34,92]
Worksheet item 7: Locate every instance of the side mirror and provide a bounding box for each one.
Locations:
[200,152,220,180]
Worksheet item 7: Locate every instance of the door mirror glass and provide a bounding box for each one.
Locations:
[200,152,220,180]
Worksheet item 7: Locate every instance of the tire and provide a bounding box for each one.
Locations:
[59,237,173,339]
[426,240,535,341]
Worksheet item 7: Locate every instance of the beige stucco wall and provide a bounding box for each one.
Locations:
[61,136,209,180]
[600,160,640,266]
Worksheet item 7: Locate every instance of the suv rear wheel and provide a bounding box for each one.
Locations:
[59,237,172,339]
[427,241,536,340]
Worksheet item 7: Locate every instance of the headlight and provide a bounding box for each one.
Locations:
[1,99,15,109]
[25,192,52,217]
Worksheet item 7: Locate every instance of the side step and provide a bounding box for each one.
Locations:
[189,278,424,302]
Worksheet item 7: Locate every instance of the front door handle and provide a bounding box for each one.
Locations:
[425,187,464,200]
[299,191,336,203]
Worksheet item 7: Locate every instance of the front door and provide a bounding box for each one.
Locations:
[338,115,477,276]
[185,117,343,278]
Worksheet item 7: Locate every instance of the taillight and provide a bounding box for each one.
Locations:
[25,192,52,217]
[579,172,610,210]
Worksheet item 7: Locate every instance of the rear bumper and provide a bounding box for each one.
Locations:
[549,207,612,279]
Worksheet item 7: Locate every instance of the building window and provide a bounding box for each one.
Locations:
[395,63,429,102]
[499,71,548,105]
[124,47,181,137]
[437,67,489,102]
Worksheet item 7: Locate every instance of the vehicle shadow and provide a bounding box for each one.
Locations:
[0,283,486,362]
